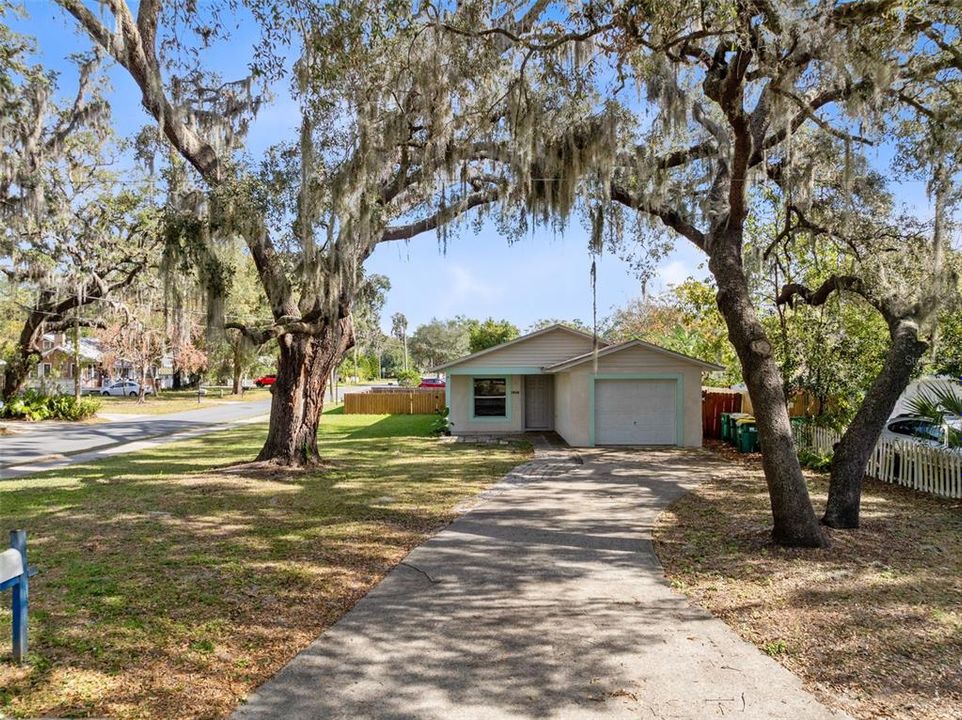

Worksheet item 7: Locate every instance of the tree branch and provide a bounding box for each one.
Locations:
[609,182,707,250]
[224,322,276,346]
[379,186,500,243]
[776,274,894,322]
[42,317,107,333]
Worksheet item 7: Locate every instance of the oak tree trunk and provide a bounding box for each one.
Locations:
[823,320,928,528]
[709,243,827,548]
[256,318,353,466]
[3,312,44,402]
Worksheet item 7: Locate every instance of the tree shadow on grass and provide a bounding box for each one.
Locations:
[0,422,527,719]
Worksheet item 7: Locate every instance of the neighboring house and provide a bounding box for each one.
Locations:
[33,333,166,391]
[432,324,723,447]
[156,354,175,389]
[36,333,106,389]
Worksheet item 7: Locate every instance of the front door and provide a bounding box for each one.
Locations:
[524,375,554,430]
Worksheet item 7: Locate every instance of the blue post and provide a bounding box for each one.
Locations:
[10,530,27,662]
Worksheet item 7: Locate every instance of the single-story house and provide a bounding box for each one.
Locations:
[432,324,724,447]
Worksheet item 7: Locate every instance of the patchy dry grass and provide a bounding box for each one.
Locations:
[654,441,962,720]
[0,411,529,719]
[97,388,272,416]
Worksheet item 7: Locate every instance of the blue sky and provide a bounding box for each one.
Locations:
[11,2,932,334]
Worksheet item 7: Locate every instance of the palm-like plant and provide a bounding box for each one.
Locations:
[906,382,962,447]
[907,392,946,424]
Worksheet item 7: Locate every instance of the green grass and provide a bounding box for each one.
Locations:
[97,388,272,415]
[0,412,529,719]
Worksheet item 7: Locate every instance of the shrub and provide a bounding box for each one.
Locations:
[431,406,450,436]
[48,395,101,421]
[0,390,101,421]
[798,447,832,472]
[395,368,421,387]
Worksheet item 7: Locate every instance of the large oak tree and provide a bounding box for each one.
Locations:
[448,0,959,546]
[56,1,539,464]
[0,45,159,400]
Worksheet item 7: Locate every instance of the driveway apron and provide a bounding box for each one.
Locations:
[234,443,847,720]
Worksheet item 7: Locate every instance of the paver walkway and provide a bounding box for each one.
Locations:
[234,442,848,719]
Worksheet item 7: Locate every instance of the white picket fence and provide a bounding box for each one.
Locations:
[793,424,842,455]
[793,424,962,499]
[866,439,962,499]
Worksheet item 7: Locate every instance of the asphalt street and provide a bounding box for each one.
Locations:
[0,397,272,477]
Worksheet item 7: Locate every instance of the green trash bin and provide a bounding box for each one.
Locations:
[735,418,760,453]
[720,412,732,442]
[725,412,750,444]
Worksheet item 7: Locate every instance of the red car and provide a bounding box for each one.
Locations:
[419,377,445,389]
[254,374,277,387]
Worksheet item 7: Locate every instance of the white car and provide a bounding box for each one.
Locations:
[100,380,154,397]
[880,414,962,450]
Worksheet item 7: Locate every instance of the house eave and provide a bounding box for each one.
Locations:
[428,323,606,373]
[543,339,726,373]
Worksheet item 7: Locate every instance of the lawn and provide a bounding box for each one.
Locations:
[97,388,272,416]
[0,411,530,719]
[653,442,962,720]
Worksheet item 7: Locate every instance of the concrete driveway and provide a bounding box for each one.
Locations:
[234,443,847,719]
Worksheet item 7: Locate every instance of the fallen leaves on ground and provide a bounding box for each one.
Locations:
[654,441,962,720]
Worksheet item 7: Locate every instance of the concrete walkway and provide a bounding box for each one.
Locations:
[234,443,847,719]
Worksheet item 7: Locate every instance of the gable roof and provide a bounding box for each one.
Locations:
[543,339,726,373]
[430,323,607,372]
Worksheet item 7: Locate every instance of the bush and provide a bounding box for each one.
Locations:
[395,368,421,387]
[431,406,450,436]
[798,447,832,472]
[0,389,101,421]
[48,395,101,421]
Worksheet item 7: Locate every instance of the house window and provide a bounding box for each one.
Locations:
[473,377,507,417]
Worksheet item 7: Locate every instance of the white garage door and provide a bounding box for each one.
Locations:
[595,379,677,445]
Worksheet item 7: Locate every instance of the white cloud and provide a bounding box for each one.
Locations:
[433,263,500,317]
[448,263,497,301]
[656,260,691,290]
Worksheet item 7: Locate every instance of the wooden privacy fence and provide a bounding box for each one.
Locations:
[344,391,444,415]
[793,424,962,499]
[702,389,742,439]
[368,386,440,393]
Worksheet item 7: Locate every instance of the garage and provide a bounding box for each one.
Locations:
[594,379,678,446]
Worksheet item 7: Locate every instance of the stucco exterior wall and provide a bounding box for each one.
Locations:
[553,371,573,442]
[445,338,707,447]
[552,346,704,448]
[447,374,523,434]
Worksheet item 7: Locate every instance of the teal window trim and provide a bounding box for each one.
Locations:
[470,375,513,422]
[588,372,685,447]
[448,366,541,375]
